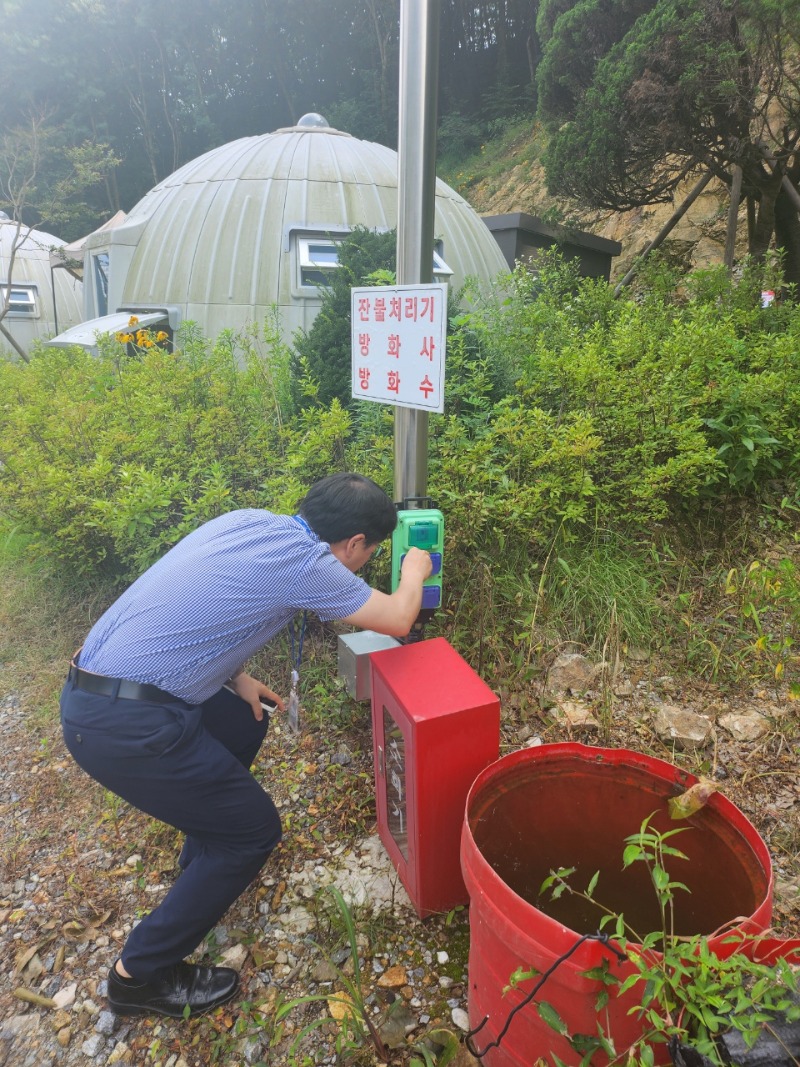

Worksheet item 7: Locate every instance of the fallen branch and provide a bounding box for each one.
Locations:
[13,987,57,1008]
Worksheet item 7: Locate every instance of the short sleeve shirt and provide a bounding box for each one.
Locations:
[78,510,372,703]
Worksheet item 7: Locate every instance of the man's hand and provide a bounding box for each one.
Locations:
[400,546,433,582]
[341,546,434,636]
[229,671,285,721]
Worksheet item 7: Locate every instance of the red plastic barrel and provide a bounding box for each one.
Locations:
[460,743,775,1067]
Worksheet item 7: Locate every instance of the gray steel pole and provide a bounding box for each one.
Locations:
[394,0,440,505]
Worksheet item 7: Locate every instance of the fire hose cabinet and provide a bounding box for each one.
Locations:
[369,637,500,918]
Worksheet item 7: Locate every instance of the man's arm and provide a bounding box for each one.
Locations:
[340,546,433,636]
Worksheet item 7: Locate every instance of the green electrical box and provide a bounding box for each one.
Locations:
[391,508,444,610]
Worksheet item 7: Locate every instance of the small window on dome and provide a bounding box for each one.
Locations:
[433,242,453,278]
[297,237,341,287]
[295,231,453,294]
[2,283,38,317]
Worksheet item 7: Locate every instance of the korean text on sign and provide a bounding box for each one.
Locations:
[351,283,447,413]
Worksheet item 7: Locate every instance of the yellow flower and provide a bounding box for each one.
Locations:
[128,315,139,326]
[156,331,168,342]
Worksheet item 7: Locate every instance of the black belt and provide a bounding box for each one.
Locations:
[68,663,181,704]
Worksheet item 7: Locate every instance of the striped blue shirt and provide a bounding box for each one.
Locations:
[79,510,372,704]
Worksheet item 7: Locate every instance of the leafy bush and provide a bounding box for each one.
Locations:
[460,252,800,523]
[419,253,800,676]
[0,320,385,583]
[437,113,483,162]
[290,226,397,412]
[2,252,799,680]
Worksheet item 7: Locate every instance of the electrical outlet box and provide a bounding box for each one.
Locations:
[391,508,444,610]
[337,630,401,702]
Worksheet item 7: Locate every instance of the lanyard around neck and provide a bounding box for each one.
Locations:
[289,513,312,676]
[289,612,307,675]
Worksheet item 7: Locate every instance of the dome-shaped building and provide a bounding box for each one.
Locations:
[50,115,508,349]
[0,214,83,358]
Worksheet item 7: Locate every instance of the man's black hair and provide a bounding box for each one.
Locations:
[299,473,397,545]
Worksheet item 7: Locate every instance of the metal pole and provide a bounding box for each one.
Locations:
[394,0,440,505]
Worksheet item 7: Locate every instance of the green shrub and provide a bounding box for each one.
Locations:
[419,252,800,672]
[3,252,800,680]
[0,322,385,583]
[459,252,800,524]
[290,227,397,412]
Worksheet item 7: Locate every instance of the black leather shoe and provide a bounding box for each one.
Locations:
[107,961,239,1018]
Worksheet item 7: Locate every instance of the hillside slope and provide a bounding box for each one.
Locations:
[447,120,749,282]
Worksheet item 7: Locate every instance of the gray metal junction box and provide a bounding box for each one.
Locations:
[337,631,401,702]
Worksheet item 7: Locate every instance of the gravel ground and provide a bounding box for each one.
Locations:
[2,658,799,1067]
[0,684,477,1067]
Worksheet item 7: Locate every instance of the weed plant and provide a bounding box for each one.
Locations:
[530,816,800,1066]
[277,886,462,1067]
[0,522,110,723]
[437,113,540,195]
[678,556,800,694]
[534,533,666,653]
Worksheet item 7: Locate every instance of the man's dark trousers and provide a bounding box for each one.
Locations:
[60,681,282,981]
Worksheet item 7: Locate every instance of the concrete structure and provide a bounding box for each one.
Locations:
[0,214,83,358]
[483,211,622,281]
[50,115,508,351]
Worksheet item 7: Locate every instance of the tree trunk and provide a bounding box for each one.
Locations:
[0,320,30,363]
[615,171,714,293]
[773,183,800,290]
[748,170,783,262]
[746,195,756,247]
[365,0,393,139]
[723,165,743,268]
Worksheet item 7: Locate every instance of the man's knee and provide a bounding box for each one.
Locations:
[238,799,282,863]
[255,811,282,858]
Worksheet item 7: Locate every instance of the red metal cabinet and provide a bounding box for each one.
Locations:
[369,637,500,918]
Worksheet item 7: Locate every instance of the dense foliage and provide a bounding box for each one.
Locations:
[537,0,800,283]
[452,252,800,522]
[0,319,363,577]
[1,256,798,686]
[0,0,538,236]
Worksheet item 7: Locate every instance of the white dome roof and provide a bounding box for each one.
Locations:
[107,118,506,338]
[0,219,83,356]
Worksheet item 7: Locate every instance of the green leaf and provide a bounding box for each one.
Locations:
[639,1045,655,1066]
[652,865,670,890]
[537,999,569,1035]
[618,974,642,996]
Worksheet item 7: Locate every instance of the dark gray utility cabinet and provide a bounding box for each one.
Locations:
[483,211,621,281]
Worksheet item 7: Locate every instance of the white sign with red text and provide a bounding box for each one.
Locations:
[351,282,447,413]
